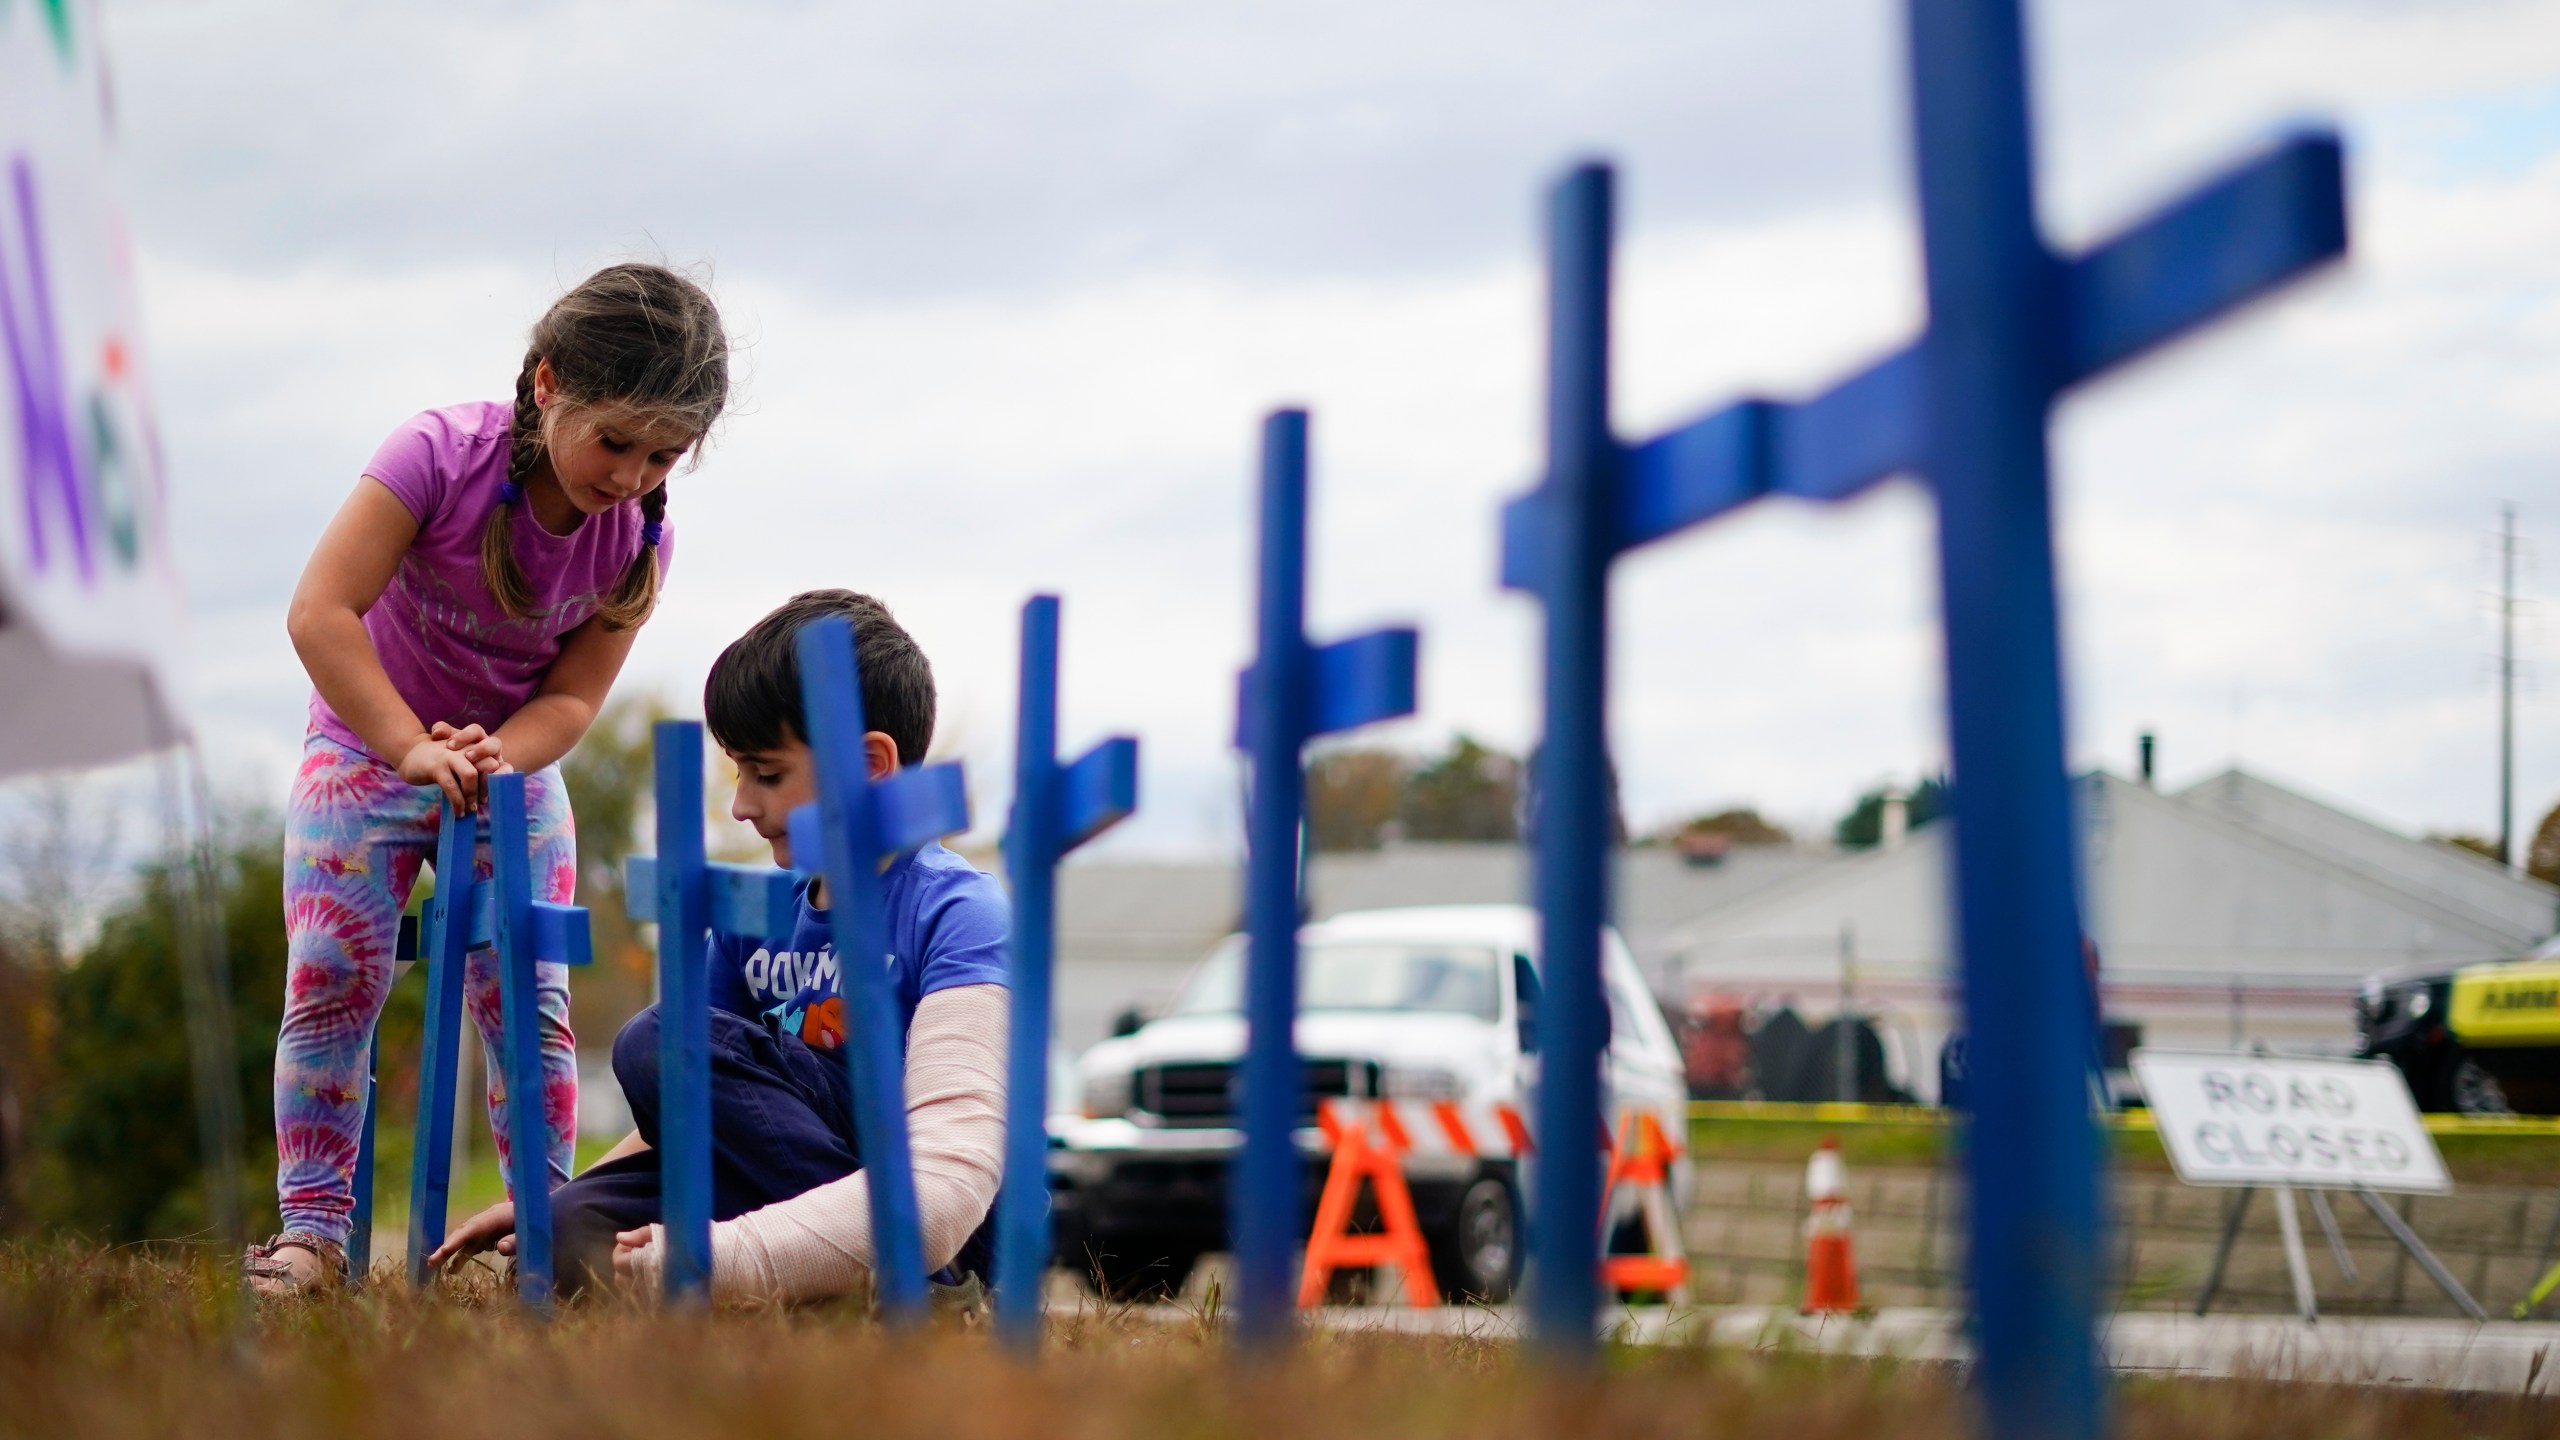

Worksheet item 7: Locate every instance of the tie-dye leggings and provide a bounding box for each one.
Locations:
[275,729,579,1246]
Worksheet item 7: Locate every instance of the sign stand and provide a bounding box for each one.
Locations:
[2307,1187,2358,1283]
[2518,1208,2560,1318]
[2349,1183,2487,1321]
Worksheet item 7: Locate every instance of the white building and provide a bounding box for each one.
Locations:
[1660,768,2559,1099]
[1049,840,1829,1052]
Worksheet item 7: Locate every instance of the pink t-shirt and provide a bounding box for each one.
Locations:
[308,401,675,759]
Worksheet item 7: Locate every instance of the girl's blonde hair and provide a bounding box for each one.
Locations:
[480,263,730,631]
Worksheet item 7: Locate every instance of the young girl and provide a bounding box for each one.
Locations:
[246,264,729,1293]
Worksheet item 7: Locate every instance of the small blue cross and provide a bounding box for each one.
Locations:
[381,781,593,1304]
[792,614,976,1327]
[622,719,799,1303]
[993,594,1140,1349]
[1498,3,2344,1429]
[1233,408,1421,1343]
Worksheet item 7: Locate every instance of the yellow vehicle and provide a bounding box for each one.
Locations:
[2359,951,2560,1114]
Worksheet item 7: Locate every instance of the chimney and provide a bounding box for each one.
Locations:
[2137,730,2156,788]
[1880,785,1909,851]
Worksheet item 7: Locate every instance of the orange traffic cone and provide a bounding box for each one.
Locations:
[1298,1099,1441,1308]
[1801,1136,1859,1314]
[1600,1110,1691,1301]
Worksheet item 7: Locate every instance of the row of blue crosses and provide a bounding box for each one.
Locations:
[1228,4,2348,1439]
[342,3,2345,1433]
[352,605,1137,1329]
[622,605,1139,1321]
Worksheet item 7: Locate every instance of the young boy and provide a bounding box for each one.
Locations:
[431,589,1010,1299]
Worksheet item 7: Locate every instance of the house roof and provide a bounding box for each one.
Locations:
[1659,766,2557,1001]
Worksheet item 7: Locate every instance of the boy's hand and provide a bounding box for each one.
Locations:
[612,1224,664,1287]
[425,1200,518,1267]
[428,721,508,777]
[399,735,486,814]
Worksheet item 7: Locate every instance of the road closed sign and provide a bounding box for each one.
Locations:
[2130,1051,2449,1194]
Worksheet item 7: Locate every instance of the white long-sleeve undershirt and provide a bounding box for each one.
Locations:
[627,981,1008,1303]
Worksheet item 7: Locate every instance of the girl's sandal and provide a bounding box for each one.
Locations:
[243,1231,348,1295]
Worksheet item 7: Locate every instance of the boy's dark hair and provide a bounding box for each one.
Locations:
[705,590,936,764]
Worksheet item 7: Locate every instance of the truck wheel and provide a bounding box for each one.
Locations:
[2448,1056,2513,1116]
[1079,1242,1198,1302]
[1427,1175,1519,1303]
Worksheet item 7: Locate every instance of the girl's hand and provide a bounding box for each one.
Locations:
[426,1200,518,1267]
[399,735,486,813]
[429,721,508,777]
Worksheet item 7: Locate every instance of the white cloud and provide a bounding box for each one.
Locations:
[91,0,2560,863]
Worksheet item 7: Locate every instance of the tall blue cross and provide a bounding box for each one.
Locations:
[622,719,800,1302]
[993,594,1140,1349]
[1498,4,2344,1427]
[379,783,593,1300]
[1233,408,1420,1343]
[791,615,975,1327]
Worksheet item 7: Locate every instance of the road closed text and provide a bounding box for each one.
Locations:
[2130,1052,2449,1194]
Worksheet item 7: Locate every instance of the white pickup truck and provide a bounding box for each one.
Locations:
[1048,903,1692,1302]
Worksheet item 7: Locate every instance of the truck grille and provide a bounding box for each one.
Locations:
[1132,1057,1379,1128]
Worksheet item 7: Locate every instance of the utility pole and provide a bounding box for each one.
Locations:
[2499,503,2519,869]
[1836,923,1858,1104]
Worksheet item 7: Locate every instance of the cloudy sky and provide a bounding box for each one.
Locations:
[88,0,2560,855]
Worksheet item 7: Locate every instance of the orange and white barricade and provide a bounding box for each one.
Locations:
[1296,1098,1534,1307]
[1599,1109,1691,1302]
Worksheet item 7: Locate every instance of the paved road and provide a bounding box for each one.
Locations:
[1277,1305,2560,1395]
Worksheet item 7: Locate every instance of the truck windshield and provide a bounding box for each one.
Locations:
[1171,939,1503,1021]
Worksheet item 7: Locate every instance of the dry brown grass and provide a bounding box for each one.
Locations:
[0,1243,2549,1440]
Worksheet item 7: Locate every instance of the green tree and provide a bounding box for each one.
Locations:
[2430,832,2500,863]
[1658,808,1792,848]
[1401,735,1521,843]
[1306,749,1406,853]
[0,929,39,1225]
[1834,774,1951,849]
[2526,802,2560,887]
[37,815,286,1242]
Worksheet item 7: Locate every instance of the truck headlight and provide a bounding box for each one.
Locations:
[1382,1066,1467,1102]
[1082,1069,1133,1118]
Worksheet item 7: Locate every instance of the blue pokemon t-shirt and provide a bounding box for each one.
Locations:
[706,841,1009,1052]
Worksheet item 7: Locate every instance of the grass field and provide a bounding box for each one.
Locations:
[358,1127,622,1249]
[1,1245,2553,1440]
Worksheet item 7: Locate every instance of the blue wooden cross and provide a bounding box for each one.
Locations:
[621,718,800,1303]
[993,594,1140,1349]
[347,970,392,1282]
[1233,408,1421,1343]
[789,614,975,1327]
[1498,4,2344,1426]
[372,779,593,1303]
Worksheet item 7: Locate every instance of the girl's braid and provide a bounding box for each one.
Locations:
[476,264,725,630]
[477,351,547,621]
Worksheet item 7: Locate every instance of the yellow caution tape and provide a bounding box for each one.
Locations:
[1686,1099,2560,1137]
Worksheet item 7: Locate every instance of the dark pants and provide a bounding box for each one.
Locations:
[550,1004,859,1293]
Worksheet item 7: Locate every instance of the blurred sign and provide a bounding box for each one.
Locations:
[2450,960,2560,1046]
[2131,1051,2448,1194]
[0,0,187,776]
